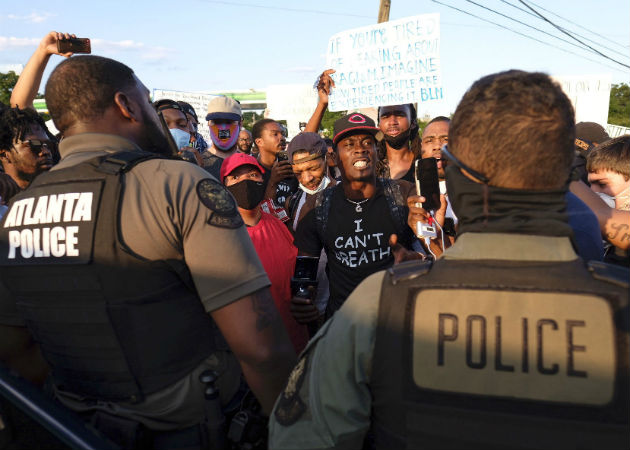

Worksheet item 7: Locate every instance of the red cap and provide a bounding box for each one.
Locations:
[219,152,265,182]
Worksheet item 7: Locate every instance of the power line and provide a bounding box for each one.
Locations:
[525,0,629,50]
[518,0,629,69]
[430,0,627,74]
[195,0,373,19]
[463,0,614,60]
[497,0,629,58]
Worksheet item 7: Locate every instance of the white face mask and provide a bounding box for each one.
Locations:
[299,176,330,196]
[439,180,447,195]
[597,192,616,209]
[169,128,191,149]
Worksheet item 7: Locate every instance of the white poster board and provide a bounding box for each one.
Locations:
[325,14,442,112]
[551,75,612,126]
[265,84,319,139]
[152,89,219,142]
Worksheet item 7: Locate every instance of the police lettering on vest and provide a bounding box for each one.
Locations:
[413,289,616,405]
[1,183,100,266]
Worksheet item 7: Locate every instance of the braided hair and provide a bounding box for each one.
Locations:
[375,103,422,178]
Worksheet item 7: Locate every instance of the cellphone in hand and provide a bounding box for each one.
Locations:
[414,158,440,211]
[276,151,289,162]
[291,256,319,298]
[57,38,91,54]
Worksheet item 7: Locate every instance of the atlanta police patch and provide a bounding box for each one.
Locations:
[274,356,308,426]
[196,178,244,229]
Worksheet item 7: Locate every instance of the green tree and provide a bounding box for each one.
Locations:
[608,83,630,128]
[0,71,19,105]
[319,110,346,138]
[242,111,264,131]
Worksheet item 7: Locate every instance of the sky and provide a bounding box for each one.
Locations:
[0,0,628,118]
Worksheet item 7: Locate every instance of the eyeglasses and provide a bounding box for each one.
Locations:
[17,139,53,155]
[440,144,489,184]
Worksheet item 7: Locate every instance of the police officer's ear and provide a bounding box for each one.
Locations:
[113,91,141,123]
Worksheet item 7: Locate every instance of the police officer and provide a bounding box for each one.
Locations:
[269,71,630,449]
[0,55,296,449]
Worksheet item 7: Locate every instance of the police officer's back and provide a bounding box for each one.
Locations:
[268,71,629,450]
[0,55,296,449]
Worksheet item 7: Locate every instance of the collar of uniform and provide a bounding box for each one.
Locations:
[442,233,578,262]
[59,133,143,160]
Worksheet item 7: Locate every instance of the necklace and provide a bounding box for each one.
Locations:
[345,197,370,213]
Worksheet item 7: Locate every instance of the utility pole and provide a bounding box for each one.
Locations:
[377,0,391,23]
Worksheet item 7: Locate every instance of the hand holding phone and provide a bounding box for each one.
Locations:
[414,159,438,239]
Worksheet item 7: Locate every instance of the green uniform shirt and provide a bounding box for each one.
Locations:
[269,233,580,450]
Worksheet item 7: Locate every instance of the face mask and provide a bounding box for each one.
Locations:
[210,122,240,151]
[299,176,330,196]
[439,180,447,195]
[383,127,411,149]
[226,179,265,210]
[596,192,617,209]
[170,128,191,149]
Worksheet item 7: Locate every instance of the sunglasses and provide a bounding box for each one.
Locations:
[18,139,53,155]
[440,144,489,184]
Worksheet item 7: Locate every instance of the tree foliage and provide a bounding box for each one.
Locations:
[608,83,630,128]
[0,71,19,106]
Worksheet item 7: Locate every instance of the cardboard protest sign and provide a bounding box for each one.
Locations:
[551,75,611,126]
[326,14,442,111]
[266,84,319,138]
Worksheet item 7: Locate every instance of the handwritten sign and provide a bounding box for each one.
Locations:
[551,75,611,126]
[266,84,319,139]
[152,89,219,142]
[326,14,441,112]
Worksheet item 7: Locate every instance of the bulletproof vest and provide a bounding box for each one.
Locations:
[371,257,630,450]
[314,178,408,244]
[0,151,219,403]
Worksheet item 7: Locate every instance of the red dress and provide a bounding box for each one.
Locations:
[247,211,308,353]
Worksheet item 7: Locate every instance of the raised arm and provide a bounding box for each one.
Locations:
[10,31,75,109]
[304,69,335,133]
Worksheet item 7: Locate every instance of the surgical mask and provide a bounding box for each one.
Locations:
[226,179,265,210]
[596,192,616,208]
[170,128,191,149]
[439,180,447,195]
[299,176,330,196]
[210,121,240,151]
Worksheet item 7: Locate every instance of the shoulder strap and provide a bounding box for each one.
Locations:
[315,185,335,243]
[96,150,167,175]
[287,190,302,219]
[381,178,408,238]
[587,260,630,288]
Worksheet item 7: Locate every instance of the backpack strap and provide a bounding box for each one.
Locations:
[381,178,409,238]
[96,150,167,175]
[314,185,336,245]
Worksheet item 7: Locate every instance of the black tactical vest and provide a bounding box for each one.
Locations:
[371,257,629,450]
[0,151,219,403]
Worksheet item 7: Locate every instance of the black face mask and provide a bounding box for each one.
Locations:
[383,127,411,149]
[226,179,265,210]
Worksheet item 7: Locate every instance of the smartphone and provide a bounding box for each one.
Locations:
[276,151,289,162]
[415,158,440,211]
[293,256,319,281]
[57,38,91,54]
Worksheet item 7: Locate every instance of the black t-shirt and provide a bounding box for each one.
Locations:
[295,183,411,312]
[261,163,299,207]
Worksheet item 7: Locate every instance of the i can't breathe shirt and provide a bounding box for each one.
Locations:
[295,184,405,311]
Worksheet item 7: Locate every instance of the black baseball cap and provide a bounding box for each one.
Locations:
[287,132,327,164]
[332,113,379,146]
[178,101,198,122]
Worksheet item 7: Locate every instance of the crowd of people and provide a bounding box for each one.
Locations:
[0,31,627,450]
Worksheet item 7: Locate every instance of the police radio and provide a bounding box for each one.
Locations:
[414,158,439,239]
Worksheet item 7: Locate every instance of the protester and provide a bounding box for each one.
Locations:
[221,152,309,353]
[253,118,297,206]
[284,132,334,315]
[178,100,209,153]
[153,98,203,165]
[586,134,630,264]
[292,113,418,322]
[269,70,630,450]
[0,107,54,200]
[572,121,610,185]
[237,128,253,154]
[0,55,295,449]
[204,95,243,179]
